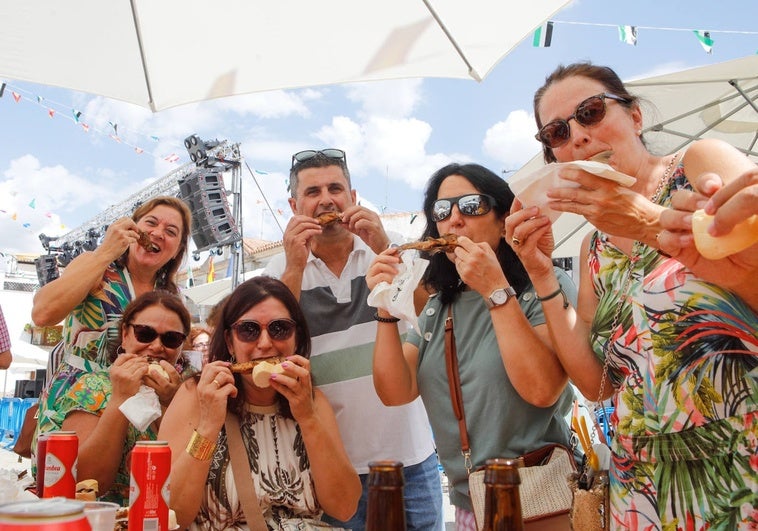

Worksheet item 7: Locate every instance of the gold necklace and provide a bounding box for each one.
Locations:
[649,152,679,205]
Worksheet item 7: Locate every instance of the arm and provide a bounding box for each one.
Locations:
[0,350,10,370]
[367,250,422,405]
[160,363,233,529]
[62,354,149,492]
[32,218,140,325]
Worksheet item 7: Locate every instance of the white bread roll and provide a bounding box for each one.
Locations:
[252,361,285,388]
[149,362,170,380]
[692,209,758,260]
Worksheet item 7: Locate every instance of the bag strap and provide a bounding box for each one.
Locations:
[444,305,472,474]
[225,413,268,531]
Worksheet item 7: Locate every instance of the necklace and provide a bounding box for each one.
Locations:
[649,152,679,205]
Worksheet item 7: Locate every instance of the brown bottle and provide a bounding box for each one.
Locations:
[365,460,407,531]
[482,458,524,531]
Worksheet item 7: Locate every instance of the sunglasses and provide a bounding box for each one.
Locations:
[535,93,632,149]
[431,194,496,223]
[230,319,297,343]
[291,149,347,170]
[129,324,186,349]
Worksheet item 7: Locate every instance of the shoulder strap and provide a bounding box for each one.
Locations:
[225,413,268,531]
[444,305,472,474]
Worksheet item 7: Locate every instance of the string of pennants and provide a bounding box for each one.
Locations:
[532,21,758,54]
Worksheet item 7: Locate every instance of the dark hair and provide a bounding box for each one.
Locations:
[208,275,311,418]
[115,196,193,294]
[289,152,351,198]
[420,163,530,305]
[113,290,192,363]
[533,62,640,164]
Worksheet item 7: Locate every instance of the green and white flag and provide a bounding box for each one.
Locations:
[693,30,714,54]
[618,25,637,46]
[533,21,554,47]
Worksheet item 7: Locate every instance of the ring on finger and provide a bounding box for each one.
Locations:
[212,379,220,387]
[511,236,521,246]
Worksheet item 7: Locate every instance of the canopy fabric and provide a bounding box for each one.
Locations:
[0,0,569,112]
[508,55,758,259]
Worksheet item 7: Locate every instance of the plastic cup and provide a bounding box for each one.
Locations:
[82,501,119,531]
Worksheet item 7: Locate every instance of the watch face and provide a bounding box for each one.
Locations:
[491,289,508,305]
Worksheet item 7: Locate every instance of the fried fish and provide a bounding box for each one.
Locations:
[315,212,343,226]
[137,230,159,252]
[230,356,284,374]
[397,233,459,254]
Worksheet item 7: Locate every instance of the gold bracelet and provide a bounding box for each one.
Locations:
[185,430,217,461]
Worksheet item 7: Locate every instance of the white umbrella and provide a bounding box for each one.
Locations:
[0,0,568,112]
[508,55,758,259]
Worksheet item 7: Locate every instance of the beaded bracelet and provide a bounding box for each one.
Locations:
[535,286,570,309]
[186,429,217,461]
[373,311,400,323]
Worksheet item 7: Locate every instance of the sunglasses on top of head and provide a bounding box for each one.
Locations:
[431,193,496,223]
[129,324,186,349]
[230,319,297,343]
[535,93,632,149]
[291,149,347,170]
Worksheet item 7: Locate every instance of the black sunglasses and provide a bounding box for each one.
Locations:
[129,324,186,349]
[535,93,632,149]
[291,149,347,170]
[230,319,297,343]
[431,194,496,223]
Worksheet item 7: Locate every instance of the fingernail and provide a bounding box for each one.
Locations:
[704,199,715,215]
[695,200,707,210]
[682,214,692,226]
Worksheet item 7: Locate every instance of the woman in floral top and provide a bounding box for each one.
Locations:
[507,62,757,530]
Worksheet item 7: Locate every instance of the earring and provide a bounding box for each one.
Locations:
[116,345,126,356]
[229,353,236,363]
[637,129,642,136]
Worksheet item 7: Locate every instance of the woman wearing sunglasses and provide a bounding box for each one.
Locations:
[53,290,190,505]
[160,276,360,530]
[368,163,578,530]
[507,62,758,529]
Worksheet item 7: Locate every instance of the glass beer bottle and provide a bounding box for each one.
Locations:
[366,460,406,531]
[482,458,524,531]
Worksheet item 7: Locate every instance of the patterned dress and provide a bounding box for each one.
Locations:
[191,403,323,531]
[588,165,758,530]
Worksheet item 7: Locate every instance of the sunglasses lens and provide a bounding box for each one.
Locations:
[431,200,452,222]
[293,150,318,164]
[539,121,570,148]
[575,96,606,127]
[161,332,186,349]
[132,324,157,344]
[319,149,345,160]
[268,319,296,340]
[234,321,262,342]
[458,195,491,216]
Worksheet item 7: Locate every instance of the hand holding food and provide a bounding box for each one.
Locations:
[691,209,758,259]
[148,361,170,380]
[252,360,286,388]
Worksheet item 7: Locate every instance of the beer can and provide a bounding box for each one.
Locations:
[129,440,171,531]
[35,431,50,498]
[43,431,78,499]
[0,497,90,530]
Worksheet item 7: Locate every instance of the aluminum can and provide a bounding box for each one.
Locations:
[0,497,90,530]
[43,431,78,499]
[35,431,50,498]
[129,440,171,531]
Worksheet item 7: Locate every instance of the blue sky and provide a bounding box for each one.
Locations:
[1,0,756,256]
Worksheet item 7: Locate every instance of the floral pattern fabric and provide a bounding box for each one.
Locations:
[190,404,322,531]
[588,165,758,530]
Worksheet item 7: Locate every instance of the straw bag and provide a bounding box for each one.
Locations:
[443,306,574,530]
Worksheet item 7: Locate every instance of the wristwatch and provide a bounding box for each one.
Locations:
[485,286,517,309]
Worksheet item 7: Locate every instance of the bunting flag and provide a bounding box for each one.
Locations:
[134,147,144,154]
[12,92,21,103]
[72,109,82,122]
[693,30,714,54]
[48,109,55,118]
[109,134,122,143]
[164,154,180,163]
[108,121,118,136]
[533,21,554,47]
[81,123,90,132]
[618,25,638,46]
[0,83,5,97]
[28,199,36,209]
[206,256,215,283]
[37,95,44,104]
[150,135,160,142]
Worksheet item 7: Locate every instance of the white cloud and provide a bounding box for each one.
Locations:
[345,79,423,119]
[216,89,320,119]
[483,109,542,170]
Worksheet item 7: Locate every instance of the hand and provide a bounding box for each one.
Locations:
[703,168,758,236]
[505,201,555,280]
[95,217,142,262]
[340,205,390,254]
[196,362,237,432]
[142,360,182,408]
[451,235,508,299]
[366,248,402,291]
[270,356,315,422]
[546,167,663,243]
[109,353,150,405]
[281,215,323,271]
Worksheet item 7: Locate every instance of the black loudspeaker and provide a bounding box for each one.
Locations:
[178,170,240,252]
[14,379,41,398]
[35,255,60,286]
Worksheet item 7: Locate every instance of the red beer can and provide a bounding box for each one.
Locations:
[0,498,90,530]
[35,431,50,497]
[43,431,78,499]
[129,440,171,531]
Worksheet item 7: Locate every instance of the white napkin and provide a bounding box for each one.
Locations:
[509,160,636,222]
[367,250,429,333]
[118,385,162,432]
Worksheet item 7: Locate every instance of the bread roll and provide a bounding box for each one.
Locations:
[75,479,98,501]
[692,209,758,260]
[149,362,170,380]
[252,361,285,388]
